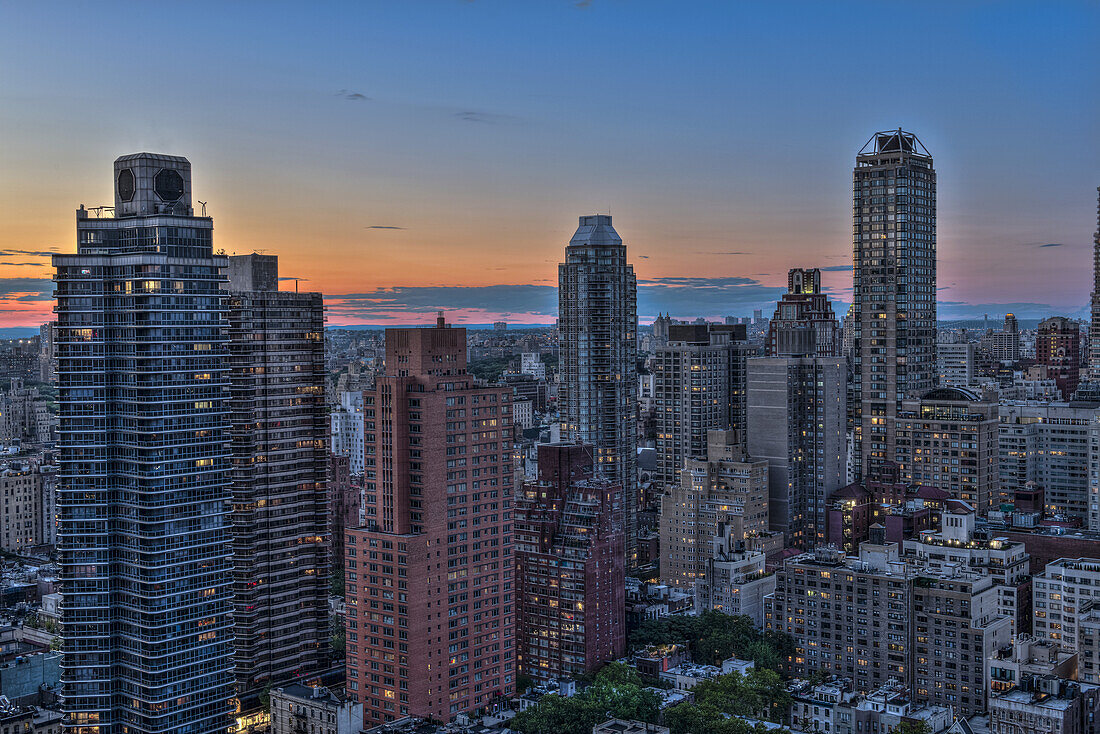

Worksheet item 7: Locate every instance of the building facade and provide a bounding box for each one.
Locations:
[1000,403,1100,521]
[331,390,366,476]
[747,356,846,549]
[937,341,976,387]
[652,323,750,488]
[765,543,1010,718]
[513,443,625,683]
[227,254,330,705]
[851,130,937,477]
[345,319,514,724]
[269,684,364,734]
[0,460,41,552]
[659,430,769,588]
[54,153,235,733]
[894,387,999,514]
[558,215,638,565]
[1037,316,1082,400]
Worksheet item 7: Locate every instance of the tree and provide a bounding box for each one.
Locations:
[510,675,660,734]
[628,611,793,671]
[895,722,933,734]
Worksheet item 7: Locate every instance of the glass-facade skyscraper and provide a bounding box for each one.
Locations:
[851,130,937,477]
[54,154,235,733]
[557,215,639,564]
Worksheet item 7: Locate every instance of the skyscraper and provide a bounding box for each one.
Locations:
[652,323,750,487]
[226,254,330,708]
[345,318,514,724]
[558,215,639,564]
[513,443,625,683]
[54,154,236,733]
[851,130,937,477]
[765,268,841,357]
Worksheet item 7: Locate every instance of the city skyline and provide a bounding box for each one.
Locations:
[1,2,1098,331]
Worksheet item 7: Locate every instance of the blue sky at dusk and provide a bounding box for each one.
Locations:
[0,1,1097,329]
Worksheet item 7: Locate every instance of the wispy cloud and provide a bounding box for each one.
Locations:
[694,251,749,256]
[1038,243,1063,248]
[820,265,853,271]
[574,0,593,7]
[365,225,406,230]
[454,110,521,125]
[0,248,58,257]
[337,89,371,101]
[1,262,49,267]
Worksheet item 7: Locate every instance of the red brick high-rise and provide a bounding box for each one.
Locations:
[1036,316,1081,399]
[345,316,515,724]
[514,443,626,684]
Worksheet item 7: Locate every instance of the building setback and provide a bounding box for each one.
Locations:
[765,268,842,358]
[345,318,514,724]
[851,130,937,477]
[54,153,235,733]
[652,323,751,488]
[513,443,625,683]
[558,215,639,565]
[660,430,770,588]
[227,254,330,706]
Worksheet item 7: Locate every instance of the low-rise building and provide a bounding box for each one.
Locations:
[657,663,722,691]
[270,684,364,734]
[989,674,1100,734]
[593,719,669,734]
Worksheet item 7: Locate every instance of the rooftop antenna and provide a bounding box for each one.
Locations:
[197,200,207,217]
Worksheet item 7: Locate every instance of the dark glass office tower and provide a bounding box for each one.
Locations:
[54,154,235,733]
[558,215,639,565]
[851,130,937,477]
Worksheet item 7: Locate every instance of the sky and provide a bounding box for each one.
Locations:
[0,1,1097,331]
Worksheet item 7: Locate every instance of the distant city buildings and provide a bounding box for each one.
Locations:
[558,215,639,565]
[983,313,1021,363]
[331,390,366,475]
[937,341,977,386]
[852,130,937,477]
